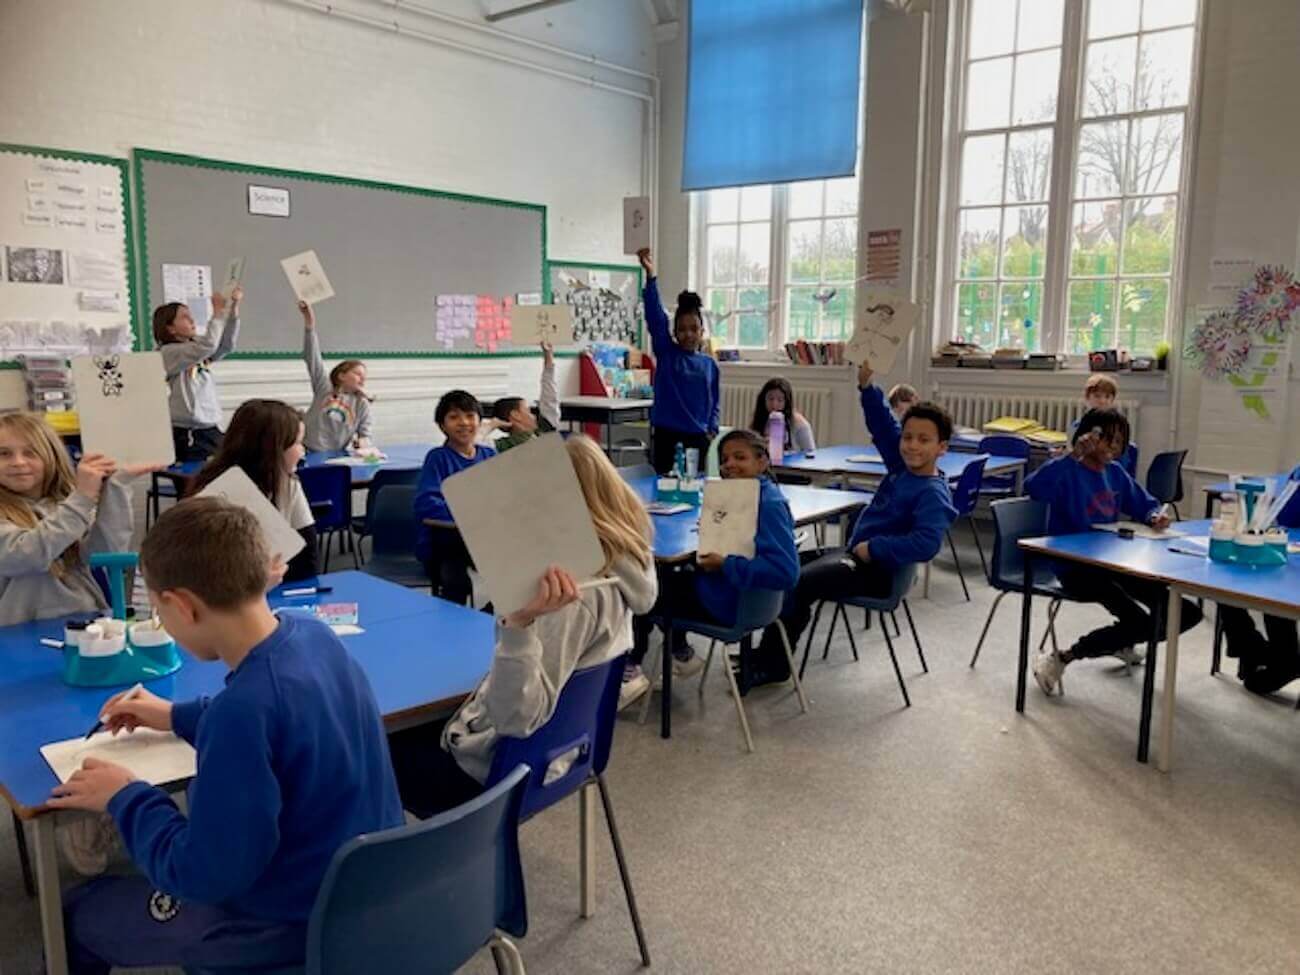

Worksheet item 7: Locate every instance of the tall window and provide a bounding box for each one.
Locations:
[696,177,859,350]
[947,0,1198,356]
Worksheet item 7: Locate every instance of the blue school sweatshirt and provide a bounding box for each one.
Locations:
[848,385,957,566]
[414,443,496,560]
[644,278,720,436]
[107,613,403,923]
[695,477,799,626]
[1025,454,1160,535]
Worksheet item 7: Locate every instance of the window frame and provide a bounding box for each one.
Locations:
[940,0,1205,359]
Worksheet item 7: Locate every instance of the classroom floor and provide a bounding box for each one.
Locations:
[2,541,1298,975]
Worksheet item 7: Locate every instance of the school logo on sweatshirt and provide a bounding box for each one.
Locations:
[1084,489,1120,522]
[147,890,180,923]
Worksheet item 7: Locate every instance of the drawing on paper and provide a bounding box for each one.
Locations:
[94,356,124,397]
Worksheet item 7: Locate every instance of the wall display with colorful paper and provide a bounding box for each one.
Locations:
[547,261,642,345]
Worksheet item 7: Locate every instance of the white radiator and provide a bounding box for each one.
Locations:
[720,383,834,439]
[931,389,1141,440]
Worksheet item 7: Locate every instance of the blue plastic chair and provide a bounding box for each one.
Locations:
[968,497,1082,669]
[304,765,531,975]
[802,562,922,708]
[359,484,429,588]
[944,455,989,601]
[486,655,651,967]
[1145,449,1188,519]
[353,466,421,551]
[1122,442,1140,479]
[977,435,1029,499]
[146,470,192,527]
[641,588,809,752]
[298,465,358,571]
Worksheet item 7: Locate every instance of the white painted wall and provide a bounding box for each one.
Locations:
[0,0,658,443]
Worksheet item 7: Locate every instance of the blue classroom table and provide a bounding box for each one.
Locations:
[774,444,1027,488]
[0,571,491,975]
[157,442,432,489]
[1017,521,1300,771]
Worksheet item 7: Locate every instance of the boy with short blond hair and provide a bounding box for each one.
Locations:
[1083,374,1118,410]
[50,497,403,974]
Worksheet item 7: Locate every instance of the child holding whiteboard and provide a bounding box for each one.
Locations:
[390,434,655,817]
[153,287,243,462]
[627,429,799,705]
[298,301,373,452]
[187,400,318,584]
[637,248,719,475]
[414,390,496,605]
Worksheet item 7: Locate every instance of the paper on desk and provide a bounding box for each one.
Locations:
[41,728,195,786]
[1167,536,1210,556]
[1093,521,1187,540]
[197,466,307,563]
[844,454,880,464]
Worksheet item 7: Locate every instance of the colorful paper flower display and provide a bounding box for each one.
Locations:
[1235,264,1300,336]
[1188,309,1252,380]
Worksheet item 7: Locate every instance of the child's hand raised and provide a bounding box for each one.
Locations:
[856,360,874,389]
[636,248,654,277]
[541,340,554,365]
[299,301,315,330]
[74,453,116,501]
[504,565,579,629]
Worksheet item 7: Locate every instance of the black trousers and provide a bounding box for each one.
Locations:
[171,425,222,463]
[631,563,719,664]
[755,549,896,674]
[651,427,712,476]
[1219,606,1299,693]
[424,525,475,606]
[1054,564,1203,659]
[387,719,486,820]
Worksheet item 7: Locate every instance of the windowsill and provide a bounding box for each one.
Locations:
[928,366,1171,393]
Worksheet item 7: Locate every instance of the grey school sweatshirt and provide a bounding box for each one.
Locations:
[0,475,134,626]
[160,313,240,429]
[302,328,372,452]
[444,553,657,782]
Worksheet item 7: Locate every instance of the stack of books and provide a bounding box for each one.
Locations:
[784,340,846,365]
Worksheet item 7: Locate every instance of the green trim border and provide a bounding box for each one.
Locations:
[546,259,645,347]
[0,141,138,361]
[133,147,550,358]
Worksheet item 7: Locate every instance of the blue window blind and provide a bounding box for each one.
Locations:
[683,0,864,191]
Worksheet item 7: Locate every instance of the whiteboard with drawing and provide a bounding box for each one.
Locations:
[42,728,196,786]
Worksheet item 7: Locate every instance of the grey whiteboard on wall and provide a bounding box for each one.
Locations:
[134,149,546,356]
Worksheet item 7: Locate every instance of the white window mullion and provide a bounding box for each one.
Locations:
[769,185,789,353]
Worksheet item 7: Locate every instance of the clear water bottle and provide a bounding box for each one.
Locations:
[766,412,785,464]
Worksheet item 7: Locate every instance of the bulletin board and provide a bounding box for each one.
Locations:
[134,148,548,357]
[546,260,644,346]
[0,143,136,364]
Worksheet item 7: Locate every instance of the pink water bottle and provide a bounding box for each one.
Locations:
[766,412,785,463]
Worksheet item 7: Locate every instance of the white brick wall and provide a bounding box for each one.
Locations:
[0,0,654,443]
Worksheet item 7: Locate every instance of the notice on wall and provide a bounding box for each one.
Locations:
[865,228,902,286]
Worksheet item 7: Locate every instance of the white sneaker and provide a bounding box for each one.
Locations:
[1114,645,1146,666]
[618,671,650,711]
[58,814,116,877]
[672,650,705,679]
[1032,650,1067,696]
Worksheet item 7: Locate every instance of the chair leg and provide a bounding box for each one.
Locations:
[1211,611,1224,675]
[843,606,860,662]
[902,599,926,673]
[719,640,755,753]
[970,517,988,579]
[1171,502,1181,521]
[881,621,911,708]
[489,933,528,975]
[947,530,971,601]
[348,529,361,570]
[822,603,847,660]
[637,644,661,726]
[13,811,34,898]
[1038,599,1062,652]
[596,774,652,967]
[968,591,1007,668]
[863,607,870,630]
[800,602,825,680]
[777,621,809,714]
[889,610,901,638]
[699,640,717,699]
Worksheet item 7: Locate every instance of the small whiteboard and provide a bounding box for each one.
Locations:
[70,353,175,467]
[697,479,759,559]
[443,434,605,615]
[42,728,196,786]
[197,466,306,563]
[846,291,920,374]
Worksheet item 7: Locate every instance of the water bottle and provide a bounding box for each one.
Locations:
[673,442,686,478]
[766,412,785,464]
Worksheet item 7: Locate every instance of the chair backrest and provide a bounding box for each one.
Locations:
[485,655,624,821]
[617,463,656,481]
[978,434,1030,460]
[949,455,989,515]
[360,467,420,535]
[367,484,420,559]
[1121,442,1139,478]
[732,587,785,632]
[297,465,353,531]
[306,765,529,975]
[989,497,1051,591]
[1145,449,1187,504]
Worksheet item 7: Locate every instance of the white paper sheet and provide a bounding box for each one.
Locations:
[510,304,574,346]
[161,263,211,304]
[697,479,760,559]
[442,434,606,615]
[846,290,920,373]
[221,256,246,299]
[42,728,196,786]
[69,251,125,291]
[623,196,651,255]
[1092,521,1187,540]
[70,353,176,467]
[78,291,123,313]
[197,466,307,564]
[280,249,335,305]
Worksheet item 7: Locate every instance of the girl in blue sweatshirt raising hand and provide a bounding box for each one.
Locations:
[637,248,720,475]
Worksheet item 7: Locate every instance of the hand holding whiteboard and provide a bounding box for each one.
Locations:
[70,353,176,468]
[196,467,307,564]
[442,434,606,616]
[280,249,335,305]
[697,479,760,560]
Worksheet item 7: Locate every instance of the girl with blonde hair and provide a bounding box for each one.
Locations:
[390,434,657,818]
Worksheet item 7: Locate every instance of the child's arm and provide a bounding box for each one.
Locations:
[638,250,673,361]
[0,456,114,573]
[209,309,241,363]
[858,363,904,473]
[158,324,222,379]
[354,396,373,443]
[708,362,721,436]
[851,485,956,567]
[719,497,799,591]
[1023,456,1065,505]
[1119,469,1161,523]
[538,343,560,431]
[413,451,453,523]
[300,302,331,397]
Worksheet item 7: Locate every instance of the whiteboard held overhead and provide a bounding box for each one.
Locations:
[442,434,606,616]
[197,466,307,564]
[845,290,920,374]
[280,249,335,305]
[698,478,760,560]
[70,353,176,468]
[623,196,651,255]
[510,304,574,347]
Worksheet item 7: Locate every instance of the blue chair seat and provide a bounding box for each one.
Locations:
[358,483,428,589]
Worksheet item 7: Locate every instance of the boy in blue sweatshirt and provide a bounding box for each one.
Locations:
[49,497,403,974]
[415,389,496,605]
[627,429,799,702]
[637,248,720,475]
[1026,408,1202,695]
[757,361,957,676]
[1218,463,1300,695]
